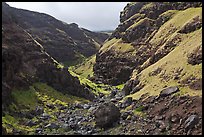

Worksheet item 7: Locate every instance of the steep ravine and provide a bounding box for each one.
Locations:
[2,2,202,135]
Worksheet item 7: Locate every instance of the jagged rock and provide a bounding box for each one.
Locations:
[187,47,202,65]
[178,16,202,34]
[12,129,23,135]
[88,106,96,112]
[75,103,84,109]
[159,86,179,97]
[59,105,67,110]
[61,123,70,130]
[184,115,199,132]
[169,113,180,123]
[94,102,120,128]
[115,96,123,101]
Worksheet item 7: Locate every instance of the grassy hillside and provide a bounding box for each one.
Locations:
[128,7,202,100]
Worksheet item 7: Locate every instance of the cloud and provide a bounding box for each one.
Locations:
[6,2,128,31]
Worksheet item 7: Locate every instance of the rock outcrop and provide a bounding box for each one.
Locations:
[93,2,202,86]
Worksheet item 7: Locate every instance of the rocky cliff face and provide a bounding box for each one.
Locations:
[2,3,109,66]
[2,2,96,111]
[94,2,202,87]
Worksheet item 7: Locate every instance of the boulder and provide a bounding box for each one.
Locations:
[184,115,199,132]
[159,86,179,97]
[94,102,120,128]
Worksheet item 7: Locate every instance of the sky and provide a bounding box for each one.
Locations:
[6,2,128,31]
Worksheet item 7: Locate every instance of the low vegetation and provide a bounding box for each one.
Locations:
[3,82,89,134]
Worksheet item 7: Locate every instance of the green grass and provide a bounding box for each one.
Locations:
[33,82,89,104]
[124,7,202,100]
[150,7,202,46]
[73,55,96,79]
[133,106,146,117]
[68,68,110,95]
[99,38,119,53]
[11,86,38,110]
[115,84,125,90]
[2,113,39,134]
[129,27,202,100]
[4,82,90,134]
[134,106,144,112]
[100,38,135,54]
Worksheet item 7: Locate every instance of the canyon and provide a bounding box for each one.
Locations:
[2,2,202,135]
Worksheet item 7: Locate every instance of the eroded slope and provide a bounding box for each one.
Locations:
[94,2,202,86]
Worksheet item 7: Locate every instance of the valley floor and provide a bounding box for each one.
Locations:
[2,77,202,135]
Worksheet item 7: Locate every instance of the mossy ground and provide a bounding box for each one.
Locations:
[72,55,96,79]
[68,57,125,96]
[68,67,110,96]
[3,82,88,134]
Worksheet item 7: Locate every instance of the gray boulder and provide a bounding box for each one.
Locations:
[94,102,120,128]
[184,115,199,132]
[159,86,179,97]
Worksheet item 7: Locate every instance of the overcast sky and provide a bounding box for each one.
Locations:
[6,2,128,31]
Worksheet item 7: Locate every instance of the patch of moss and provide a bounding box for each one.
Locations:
[33,82,89,104]
[73,55,96,79]
[6,82,91,134]
[2,113,38,134]
[115,84,125,90]
[11,86,38,110]
[68,68,110,96]
[133,106,146,117]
